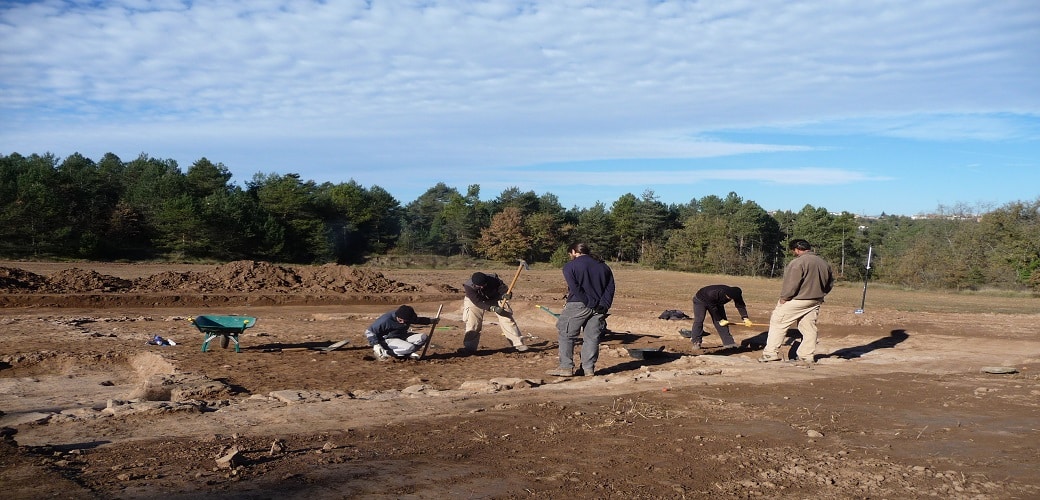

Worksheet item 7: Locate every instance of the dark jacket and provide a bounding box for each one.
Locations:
[463,273,508,310]
[694,284,749,318]
[365,309,432,347]
[563,255,616,311]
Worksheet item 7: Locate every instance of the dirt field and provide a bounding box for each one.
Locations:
[1,260,1038,499]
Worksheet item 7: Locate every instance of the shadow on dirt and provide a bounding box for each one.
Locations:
[821,329,909,359]
[602,351,684,375]
[602,330,664,345]
[417,341,555,360]
[246,341,353,352]
[738,330,800,350]
[26,440,112,454]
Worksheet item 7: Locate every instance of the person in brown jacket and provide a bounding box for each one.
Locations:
[760,239,834,364]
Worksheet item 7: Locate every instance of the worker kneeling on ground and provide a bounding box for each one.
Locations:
[365,305,437,360]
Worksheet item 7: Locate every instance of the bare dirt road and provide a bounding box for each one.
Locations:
[1,260,1038,499]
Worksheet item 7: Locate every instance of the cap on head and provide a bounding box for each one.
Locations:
[471,272,490,287]
[395,305,418,322]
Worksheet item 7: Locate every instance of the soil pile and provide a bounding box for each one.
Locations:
[0,260,426,294]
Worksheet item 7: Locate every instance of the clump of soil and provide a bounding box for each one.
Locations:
[0,260,425,294]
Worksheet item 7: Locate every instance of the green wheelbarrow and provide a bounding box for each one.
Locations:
[192,315,257,353]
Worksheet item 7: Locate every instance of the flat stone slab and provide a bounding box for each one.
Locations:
[980,366,1018,374]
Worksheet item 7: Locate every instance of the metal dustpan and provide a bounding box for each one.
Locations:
[626,346,666,360]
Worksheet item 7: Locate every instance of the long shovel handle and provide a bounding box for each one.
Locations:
[500,262,526,310]
[535,304,560,318]
[417,304,443,360]
[506,263,524,294]
[719,319,767,327]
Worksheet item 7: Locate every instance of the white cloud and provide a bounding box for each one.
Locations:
[739,113,1040,142]
[1,1,1037,215]
[4,0,1038,128]
[502,166,888,187]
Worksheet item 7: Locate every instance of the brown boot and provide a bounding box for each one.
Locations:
[546,367,575,377]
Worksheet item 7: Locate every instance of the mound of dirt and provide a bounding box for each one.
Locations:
[0,260,427,295]
[293,263,423,293]
[45,269,133,293]
[0,267,48,291]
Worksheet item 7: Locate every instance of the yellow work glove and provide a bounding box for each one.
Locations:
[743,318,753,327]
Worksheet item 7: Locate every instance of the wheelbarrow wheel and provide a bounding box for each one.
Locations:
[220,335,230,349]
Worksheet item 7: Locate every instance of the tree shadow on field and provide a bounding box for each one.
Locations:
[820,329,909,360]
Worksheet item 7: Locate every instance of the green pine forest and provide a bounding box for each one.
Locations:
[2,152,1039,292]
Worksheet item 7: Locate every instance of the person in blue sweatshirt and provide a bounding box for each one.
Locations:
[364,305,436,360]
[547,242,615,377]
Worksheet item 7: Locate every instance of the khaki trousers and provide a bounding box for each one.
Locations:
[763,298,823,361]
[461,296,524,351]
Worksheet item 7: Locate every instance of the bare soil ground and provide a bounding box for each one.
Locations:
[1,260,1038,499]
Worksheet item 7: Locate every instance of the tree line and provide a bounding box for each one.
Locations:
[2,152,1038,291]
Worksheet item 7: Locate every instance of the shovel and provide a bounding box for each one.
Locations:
[718,319,768,327]
[535,304,560,318]
[499,259,529,310]
[416,304,443,360]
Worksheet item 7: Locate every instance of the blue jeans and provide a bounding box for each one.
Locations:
[555,302,606,372]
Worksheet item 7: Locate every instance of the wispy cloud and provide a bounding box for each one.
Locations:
[1,1,1037,214]
[508,166,889,187]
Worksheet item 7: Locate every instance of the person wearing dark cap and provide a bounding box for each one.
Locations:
[364,305,436,360]
[461,271,528,353]
[687,284,752,354]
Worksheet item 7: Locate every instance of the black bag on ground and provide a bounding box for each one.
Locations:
[658,309,691,320]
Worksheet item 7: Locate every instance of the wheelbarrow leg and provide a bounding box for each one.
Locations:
[201,333,219,352]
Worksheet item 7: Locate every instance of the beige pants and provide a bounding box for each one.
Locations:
[461,296,524,351]
[763,298,824,361]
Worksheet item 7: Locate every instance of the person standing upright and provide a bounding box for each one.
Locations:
[759,239,834,364]
[548,242,616,377]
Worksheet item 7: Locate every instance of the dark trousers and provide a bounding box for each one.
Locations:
[691,297,736,346]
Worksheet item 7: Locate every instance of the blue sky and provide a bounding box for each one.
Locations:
[2,1,1038,217]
